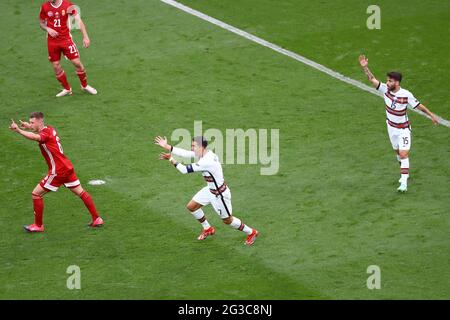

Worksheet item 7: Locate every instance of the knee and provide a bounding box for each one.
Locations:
[186,204,196,212]
[31,192,42,199]
[52,63,62,74]
[74,61,84,71]
[222,217,233,225]
[399,152,409,159]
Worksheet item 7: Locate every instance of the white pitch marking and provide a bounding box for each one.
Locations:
[160,0,450,128]
[88,180,106,186]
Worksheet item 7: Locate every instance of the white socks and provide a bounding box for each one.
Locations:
[192,209,211,229]
[230,217,253,235]
[400,157,409,183]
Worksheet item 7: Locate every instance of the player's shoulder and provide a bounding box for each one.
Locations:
[399,87,414,96]
[41,1,50,11]
[42,126,56,135]
[63,0,75,7]
[206,150,220,163]
[198,151,219,164]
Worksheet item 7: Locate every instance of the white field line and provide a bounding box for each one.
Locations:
[161,0,450,128]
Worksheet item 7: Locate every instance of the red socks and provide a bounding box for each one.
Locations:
[56,69,88,89]
[32,194,44,227]
[76,69,87,88]
[56,70,71,90]
[80,191,99,220]
[31,191,99,226]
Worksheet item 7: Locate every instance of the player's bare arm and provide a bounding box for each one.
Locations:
[9,120,41,141]
[417,104,439,125]
[359,55,380,87]
[74,14,90,48]
[40,19,58,38]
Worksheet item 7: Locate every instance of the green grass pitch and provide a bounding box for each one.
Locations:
[0,0,449,299]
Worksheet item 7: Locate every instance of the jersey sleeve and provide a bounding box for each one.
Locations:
[39,6,47,20]
[39,129,51,143]
[407,92,421,109]
[67,2,78,15]
[175,158,209,174]
[171,146,195,159]
[376,81,388,94]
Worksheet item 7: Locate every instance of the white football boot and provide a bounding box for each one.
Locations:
[81,85,98,95]
[56,88,72,97]
[397,181,408,193]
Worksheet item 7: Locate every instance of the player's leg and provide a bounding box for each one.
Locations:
[395,149,401,164]
[24,184,48,232]
[189,187,215,240]
[397,130,411,192]
[69,57,97,95]
[49,49,72,97]
[212,190,259,245]
[68,184,103,227]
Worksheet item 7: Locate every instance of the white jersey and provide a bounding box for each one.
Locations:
[377,82,420,129]
[171,147,226,192]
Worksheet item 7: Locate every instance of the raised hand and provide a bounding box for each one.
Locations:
[9,119,19,132]
[154,136,170,150]
[359,55,369,68]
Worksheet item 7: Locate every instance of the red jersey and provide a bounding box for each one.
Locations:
[38,126,74,175]
[39,0,78,42]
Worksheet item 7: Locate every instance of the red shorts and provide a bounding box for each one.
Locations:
[47,38,80,62]
[40,169,80,192]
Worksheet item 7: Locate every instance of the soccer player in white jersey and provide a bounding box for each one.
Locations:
[154,136,259,245]
[359,55,439,192]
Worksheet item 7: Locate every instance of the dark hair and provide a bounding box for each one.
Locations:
[192,136,208,148]
[29,112,44,119]
[387,71,402,82]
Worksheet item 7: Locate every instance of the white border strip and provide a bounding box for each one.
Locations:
[161,0,449,127]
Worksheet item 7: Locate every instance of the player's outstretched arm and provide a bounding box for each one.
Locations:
[9,120,41,141]
[159,152,189,174]
[19,120,32,130]
[416,104,439,125]
[359,55,380,88]
[74,15,90,48]
[154,136,195,158]
[159,152,204,175]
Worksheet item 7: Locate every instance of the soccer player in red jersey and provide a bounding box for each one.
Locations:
[9,112,103,232]
[39,0,97,97]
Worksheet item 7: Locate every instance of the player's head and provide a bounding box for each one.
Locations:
[386,71,402,90]
[29,112,45,131]
[191,136,208,157]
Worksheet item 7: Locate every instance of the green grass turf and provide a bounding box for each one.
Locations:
[0,0,449,299]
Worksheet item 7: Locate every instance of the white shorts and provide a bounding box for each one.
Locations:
[192,186,232,219]
[387,125,411,151]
